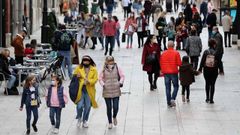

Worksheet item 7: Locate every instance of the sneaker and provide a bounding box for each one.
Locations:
[26,129,30,135]
[108,123,113,129]
[52,128,59,134]
[77,118,82,127]
[171,100,176,107]
[82,121,89,128]
[113,118,117,126]
[182,95,185,102]
[32,124,38,132]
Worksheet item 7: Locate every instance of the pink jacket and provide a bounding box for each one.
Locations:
[124,18,137,32]
[45,87,68,107]
[103,20,117,36]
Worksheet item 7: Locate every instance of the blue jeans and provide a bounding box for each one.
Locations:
[104,97,119,124]
[7,75,16,89]
[164,74,179,105]
[49,107,62,129]
[58,51,73,78]
[26,106,38,129]
[105,36,115,56]
[106,4,114,14]
[76,86,91,122]
[115,30,120,48]
[127,34,133,45]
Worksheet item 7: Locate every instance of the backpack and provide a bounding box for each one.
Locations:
[58,31,72,51]
[205,50,216,68]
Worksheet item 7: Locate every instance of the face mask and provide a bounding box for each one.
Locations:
[83,64,90,68]
[7,57,11,60]
[212,31,216,35]
[108,64,114,69]
[51,80,56,86]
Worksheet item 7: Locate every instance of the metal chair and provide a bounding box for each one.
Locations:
[0,72,8,95]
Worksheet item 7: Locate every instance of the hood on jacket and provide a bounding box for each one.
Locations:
[180,64,192,72]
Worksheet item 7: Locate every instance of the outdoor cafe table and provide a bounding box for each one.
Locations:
[25,59,51,66]
[9,66,41,92]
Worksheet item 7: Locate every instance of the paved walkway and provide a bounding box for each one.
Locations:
[1,2,240,135]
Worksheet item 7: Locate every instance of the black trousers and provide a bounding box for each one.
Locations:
[137,32,144,48]
[123,7,128,19]
[15,56,24,65]
[182,85,190,99]
[174,0,179,12]
[157,36,167,50]
[147,72,159,87]
[203,68,218,102]
[104,97,119,124]
[190,56,199,70]
[224,32,231,47]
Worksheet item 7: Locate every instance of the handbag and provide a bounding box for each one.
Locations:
[121,33,126,42]
[143,30,150,37]
[145,53,156,65]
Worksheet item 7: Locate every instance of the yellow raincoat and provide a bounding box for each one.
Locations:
[73,65,98,108]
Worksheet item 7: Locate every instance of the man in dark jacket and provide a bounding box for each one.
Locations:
[200,0,208,26]
[0,49,17,94]
[212,26,224,75]
[105,0,114,14]
[206,9,217,39]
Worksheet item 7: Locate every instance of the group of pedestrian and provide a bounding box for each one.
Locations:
[19,55,125,134]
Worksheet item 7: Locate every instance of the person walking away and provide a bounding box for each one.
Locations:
[198,39,222,104]
[206,9,217,39]
[222,10,232,47]
[113,16,121,50]
[84,14,95,49]
[103,14,117,56]
[155,12,167,50]
[167,26,176,42]
[136,12,148,48]
[174,0,179,12]
[124,12,137,49]
[143,0,152,23]
[99,56,125,129]
[185,29,202,70]
[183,4,193,25]
[19,75,40,135]
[73,55,98,128]
[55,24,74,79]
[212,26,224,75]
[92,15,104,50]
[46,74,68,134]
[200,0,208,27]
[142,35,161,91]
[122,0,131,20]
[160,41,182,107]
[76,13,86,48]
[179,56,198,102]
[11,29,27,65]
[153,8,162,42]
[192,12,203,36]
[98,0,105,16]
[105,0,114,14]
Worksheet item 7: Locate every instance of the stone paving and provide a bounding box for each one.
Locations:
[1,1,240,135]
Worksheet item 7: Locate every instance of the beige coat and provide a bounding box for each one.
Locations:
[222,15,232,32]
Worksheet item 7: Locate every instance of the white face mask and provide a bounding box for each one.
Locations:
[51,80,56,86]
[108,64,114,69]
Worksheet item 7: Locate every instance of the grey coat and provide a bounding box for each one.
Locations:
[185,36,202,57]
[212,32,224,55]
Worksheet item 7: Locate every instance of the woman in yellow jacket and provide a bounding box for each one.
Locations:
[73,55,98,128]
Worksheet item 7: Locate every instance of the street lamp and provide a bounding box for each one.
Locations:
[41,0,49,43]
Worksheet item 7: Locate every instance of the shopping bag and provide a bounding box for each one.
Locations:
[121,33,126,42]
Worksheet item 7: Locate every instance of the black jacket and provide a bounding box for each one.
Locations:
[212,32,224,55]
[179,64,195,86]
[206,13,217,29]
[0,54,11,79]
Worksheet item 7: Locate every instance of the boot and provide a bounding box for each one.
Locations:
[182,95,186,102]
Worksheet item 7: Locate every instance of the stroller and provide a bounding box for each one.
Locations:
[40,55,65,82]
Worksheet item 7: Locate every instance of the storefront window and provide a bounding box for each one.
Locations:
[221,0,229,8]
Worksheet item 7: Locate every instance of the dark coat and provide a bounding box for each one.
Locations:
[143,0,152,15]
[142,43,161,73]
[206,13,217,29]
[179,64,195,86]
[212,32,224,55]
[20,86,40,108]
[184,5,193,23]
[0,54,11,79]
